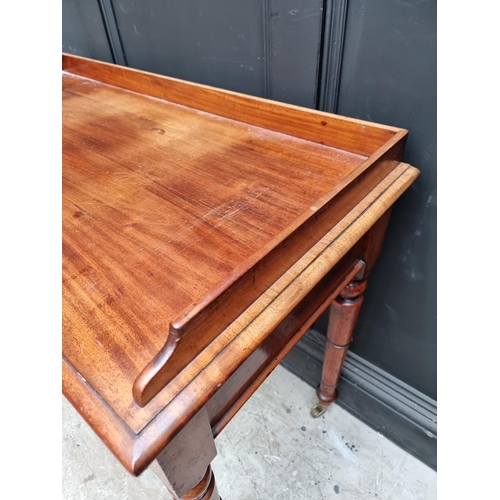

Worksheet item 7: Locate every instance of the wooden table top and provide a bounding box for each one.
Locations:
[62,54,418,474]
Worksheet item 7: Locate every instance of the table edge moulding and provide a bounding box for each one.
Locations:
[62,53,419,500]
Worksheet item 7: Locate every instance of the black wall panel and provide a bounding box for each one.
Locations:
[62,0,113,62]
[268,0,323,107]
[335,0,437,399]
[111,0,266,97]
[107,0,322,106]
[62,0,437,466]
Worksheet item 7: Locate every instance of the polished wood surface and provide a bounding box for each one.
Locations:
[183,467,219,500]
[63,54,400,156]
[62,54,419,478]
[316,278,368,408]
[149,408,216,499]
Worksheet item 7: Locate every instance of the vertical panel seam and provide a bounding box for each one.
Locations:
[262,0,272,99]
[317,0,349,113]
[97,0,128,66]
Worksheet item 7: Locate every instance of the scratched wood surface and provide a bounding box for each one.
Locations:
[62,67,373,421]
[62,54,418,474]
[63,162,419,474]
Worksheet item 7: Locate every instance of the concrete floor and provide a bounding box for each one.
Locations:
[62,365,436,500]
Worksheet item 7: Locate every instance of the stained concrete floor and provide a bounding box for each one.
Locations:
[62,365,436,500]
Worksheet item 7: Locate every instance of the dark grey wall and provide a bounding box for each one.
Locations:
[62,0,437,466]
[335,0,437,399]
[74,0,324,107]
[62,0,113,62]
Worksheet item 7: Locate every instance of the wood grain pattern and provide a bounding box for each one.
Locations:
[62,54,402,156]
[62,54,409,417]
[133,135,406,407]
[316,279,368,407]
[207,256,366,435]
[63,70,365,416]
[150,407,216,499]
[62,54,419,480]
[63,156,419,474]
[313,207,394,411]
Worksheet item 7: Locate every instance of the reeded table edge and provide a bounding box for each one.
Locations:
[132,131,408,406]
[62,53,409,408]
[62,164,420,476]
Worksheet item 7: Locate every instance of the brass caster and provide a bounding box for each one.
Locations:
[311,403,327,418]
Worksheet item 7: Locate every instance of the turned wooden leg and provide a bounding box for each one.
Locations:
[180,466,220,500]
[311,209,393,418]
[318,279,367,406]
[150,407,220,500]
[311,278,367,417]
